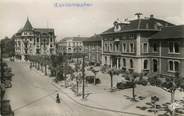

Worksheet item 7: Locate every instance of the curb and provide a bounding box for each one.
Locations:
[51,83,152,116]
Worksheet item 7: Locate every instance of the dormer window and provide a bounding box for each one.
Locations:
[154,24,158,30]
[113,20,121,32]
[114,38,120,42]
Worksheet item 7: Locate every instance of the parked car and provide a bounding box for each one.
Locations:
[116,82,132,89]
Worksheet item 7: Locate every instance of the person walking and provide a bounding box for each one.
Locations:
[56,93,60,103]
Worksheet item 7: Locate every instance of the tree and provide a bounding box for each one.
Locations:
[1,37,15,58]
[91,67,99,85]
[43,55,50,75]
[124,70,148,101]
[148,72,184,116]
[108,67,123,91]
[0,62,14,88]
[49,55,60,76]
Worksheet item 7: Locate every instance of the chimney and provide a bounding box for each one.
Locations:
[134,13,143,19]
[150,14,154,19]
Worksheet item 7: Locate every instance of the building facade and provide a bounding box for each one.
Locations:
[13,18,56,61]
[57,37,87,61]
[101,14,174,74]
[149,25,184,77]
[83,34,102,64]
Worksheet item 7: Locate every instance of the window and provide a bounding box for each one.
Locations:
[105,56,107,64]
[143,43,148,53]
[50,49,54,55]
[129,34,136,39]
[168,60,179,72]
[146,23,149,29]
[36,49,40,54]
[144,60,148,70]
[129,43,134,53]
[130,59,134,68]
[110,44,113,51]
[175,61,179,71]
[50,38,53,42]
[37,38,39,42]
[169,42,174,53]
[68,48,71,51]
[174,42,179,53]
[154,24,158,30]
[114,43,119,52]
[153,43,158,52]
[169,42,179,53]
[153,59,158,72]
[104,43,108,51]
[123,58,126,67]
[122,43,127,53]
[169,61,173,71]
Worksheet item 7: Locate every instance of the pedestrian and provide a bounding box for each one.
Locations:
[56,93,60,103]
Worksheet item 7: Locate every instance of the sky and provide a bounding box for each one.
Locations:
[0,0,184,41]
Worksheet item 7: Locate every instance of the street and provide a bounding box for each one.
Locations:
[6,61,118,116]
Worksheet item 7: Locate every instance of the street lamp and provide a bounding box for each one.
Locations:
[82,53,85,99]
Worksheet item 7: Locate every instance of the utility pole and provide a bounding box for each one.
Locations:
[82,53,85,99]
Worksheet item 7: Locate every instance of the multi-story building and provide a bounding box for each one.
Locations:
[149,25,184,77]
[101,14,174,73]
[57,37,87,61]
[13,18,56,61]
[83,34,102,64]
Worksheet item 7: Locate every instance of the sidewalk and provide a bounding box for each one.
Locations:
[22,62,184,116]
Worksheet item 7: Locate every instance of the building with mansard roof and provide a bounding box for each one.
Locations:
[13,18,56,61]
[101,14,175,74]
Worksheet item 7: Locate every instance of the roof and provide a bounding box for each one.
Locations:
[14,18,54,36]
[33,28,54,33]
[102,17,175,35]
[22,18,32,31]
[60,37,88,42]
[72,37,88,41]
[83,34,102,42]
[150,25,184,40]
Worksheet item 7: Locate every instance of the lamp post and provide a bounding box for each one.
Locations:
[82,53,85,99]
[64,53,68,88]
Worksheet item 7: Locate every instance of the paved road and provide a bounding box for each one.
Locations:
[6,61,122,116]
